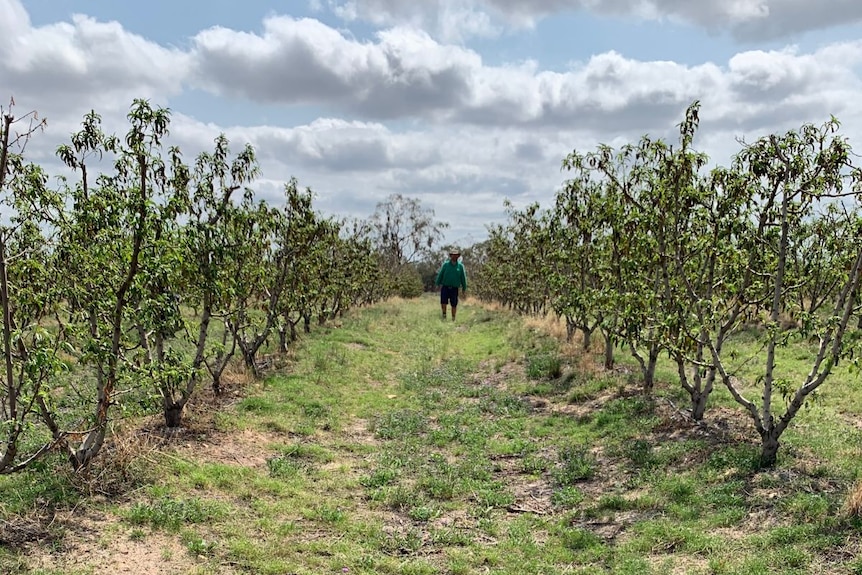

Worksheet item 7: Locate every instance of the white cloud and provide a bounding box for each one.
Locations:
[327,0,501,42]
[190,18,476,118]
[0,10,189,121]
[187,17,862,137]
[327,0,862,41]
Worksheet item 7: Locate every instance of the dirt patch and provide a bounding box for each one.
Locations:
[341,416,378,446]
[21,509,201,575]
[492,455,555,516]
[0,515,52,547]
[168,427,280,468]
[471,361,526,390]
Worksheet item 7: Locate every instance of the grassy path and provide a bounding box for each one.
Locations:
[5,296,862,574]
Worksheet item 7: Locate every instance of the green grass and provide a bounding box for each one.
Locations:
[4,295,862,574]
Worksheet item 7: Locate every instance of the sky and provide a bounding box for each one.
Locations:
[3,0,862,247]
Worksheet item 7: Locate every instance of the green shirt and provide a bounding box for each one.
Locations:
[436,261,467,290]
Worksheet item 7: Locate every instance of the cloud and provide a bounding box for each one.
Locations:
[243,118,443,172]
[188,16,862,137]
[327,0,501,42]
[191,18,715,126]
[326,0,862,41]
[190,18,476,119]
[0,11,188,119]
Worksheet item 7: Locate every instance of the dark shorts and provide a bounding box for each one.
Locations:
[440,286,459,307]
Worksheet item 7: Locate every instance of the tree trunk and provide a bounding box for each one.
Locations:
[603,330,614,370]
[633,342,659,396]
[690,389,709,422]
[760,431,780,468]
[242,348,259,379]
[643,358,656,395]
[565,317,576,343]
[278,327,288,353]
[70,425,108,471]
[163,402,183,428]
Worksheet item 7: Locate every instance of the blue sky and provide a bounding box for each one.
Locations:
[5,0,862,245]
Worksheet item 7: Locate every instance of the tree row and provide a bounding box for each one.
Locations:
[471,102,862,466]
[0,100,429,473]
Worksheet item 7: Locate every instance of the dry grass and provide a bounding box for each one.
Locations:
[842,480,862,519]
[522,313,568,342]
[71,427,165,497]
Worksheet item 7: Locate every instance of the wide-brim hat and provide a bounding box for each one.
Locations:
[448,249,461,256]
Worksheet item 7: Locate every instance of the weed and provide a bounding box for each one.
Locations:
[430,527,473,546]
[657,475,697,504]
[551,486,585,508]
[526,352,563,380]
[521,453,551,475]
[554,445,596,485]
[310,504,346,524]
[181,531,218,556]
[704,444,761,476]
[238,396,277,413]
[0,463,81,515]
[628,520,717,555]
[597,494,633,511]
[760,523,818,547]
[418,473,457,500]
[408,504,438,522]
[473,483,515,509]
[300,400,330,419]
[488,436,536,458]
[703,481,746,510]
[267,456,306,478]
[621,438,656,468]
[381,485,423,512]
[567,374,615,403]
[778,492,831,523]
[377,527,423,555]
[373,409,427,439]
[124,497,225,532]
[429,426,461,446]
[360,467,400,489]
[844,480,862,518]
[128,528,146,541]
[560,527,602,551]
[478,390,530,416]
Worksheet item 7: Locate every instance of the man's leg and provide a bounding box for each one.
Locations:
[441,303,447,318]
[450,290,459,321]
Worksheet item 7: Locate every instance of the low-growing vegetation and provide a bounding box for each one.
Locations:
[2,298,862,574]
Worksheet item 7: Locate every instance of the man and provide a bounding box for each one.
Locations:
[435,249,467,321]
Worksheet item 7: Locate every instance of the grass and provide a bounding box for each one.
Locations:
[3,295,862,574]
